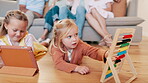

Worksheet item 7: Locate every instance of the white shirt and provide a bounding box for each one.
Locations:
[85,0,114,18]
[0,34,37,50]
[48,0,81,15]
[67,49,73,61]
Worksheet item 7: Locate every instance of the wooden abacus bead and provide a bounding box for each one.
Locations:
[116,54,125,60]
[123,35,133,39]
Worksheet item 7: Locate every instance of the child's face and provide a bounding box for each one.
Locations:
[4,18,27,42]
[62,26,79,50]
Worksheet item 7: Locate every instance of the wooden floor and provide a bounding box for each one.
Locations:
[0,37,148,83]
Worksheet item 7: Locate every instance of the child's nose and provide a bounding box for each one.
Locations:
[72,36,77,41]
[16,31,21,36]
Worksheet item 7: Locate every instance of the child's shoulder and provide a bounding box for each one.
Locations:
[0,35,7,41]
[77,40,91,48]
[25,33,36,38]
[0,35,7,45]
[24,33,37,41]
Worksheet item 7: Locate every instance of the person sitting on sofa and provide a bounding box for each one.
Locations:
[85,0,115,47]
[38,0,86,43]
[59,0,86,38]
[37,0,61,43]
[19,0,49,29]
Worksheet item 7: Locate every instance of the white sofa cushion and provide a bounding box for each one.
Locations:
[84,17,144,27]
[106,17,144,26]
[32,18,45,26]
[32,17,144,27]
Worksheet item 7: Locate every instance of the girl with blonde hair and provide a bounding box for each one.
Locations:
[0,10,47,57]
[49,19,109,75]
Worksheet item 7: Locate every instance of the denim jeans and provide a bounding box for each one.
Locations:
[44,6,59,32]
[59,5,86,38]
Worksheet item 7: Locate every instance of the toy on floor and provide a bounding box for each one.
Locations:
[100,28,137,83]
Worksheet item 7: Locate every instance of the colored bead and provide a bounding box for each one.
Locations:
[122,39,131,42]
[123,35,133,39]
[120,43,129,47]
[105,73,113,79]
[119,46,128,52]
[116,54,125,60]
[115,59,121,64]
[106,70,112,75]
[117,51,127,56]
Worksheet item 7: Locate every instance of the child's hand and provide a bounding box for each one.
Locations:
[104,50,118,62]
[74,66,90,75]
[105,50,109,58]
[40,42,49,47]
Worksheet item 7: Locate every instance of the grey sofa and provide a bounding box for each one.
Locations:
[0,0,144,45]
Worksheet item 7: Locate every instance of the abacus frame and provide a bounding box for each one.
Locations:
[100,28,137,83]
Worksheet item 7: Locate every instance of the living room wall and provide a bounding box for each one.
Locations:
[138,0,148,37]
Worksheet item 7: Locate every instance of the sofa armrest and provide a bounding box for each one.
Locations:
[127,0,138,16]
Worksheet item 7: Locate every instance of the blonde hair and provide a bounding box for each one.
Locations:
[49,19,78,55]
[0,10,28,37]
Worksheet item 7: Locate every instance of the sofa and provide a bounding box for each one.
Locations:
[0,0,144,45]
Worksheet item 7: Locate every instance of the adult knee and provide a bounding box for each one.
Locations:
[59,6,68,13]
[53,6,59,13]
[76,6,86,14]
[85,13,91,19]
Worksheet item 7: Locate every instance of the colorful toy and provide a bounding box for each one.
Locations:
[100,28,137,83]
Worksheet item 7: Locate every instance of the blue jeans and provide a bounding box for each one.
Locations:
[59,5,86,38]
[44,6,59,32]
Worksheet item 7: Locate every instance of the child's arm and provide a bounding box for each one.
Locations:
[80,41,107,62]
[103,50,118,63]
[24,34,47,57]
[51,47,78,73]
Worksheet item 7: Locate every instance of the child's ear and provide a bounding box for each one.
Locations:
[4,23,8,30]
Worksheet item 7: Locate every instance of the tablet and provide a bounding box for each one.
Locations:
[0,45,38,76]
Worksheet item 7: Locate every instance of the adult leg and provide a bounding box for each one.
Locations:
[25,10,35,29]
[75,5,86,38]
[86,13,106,46]
[59,6,69,20]
[86,13,106,38]
[91,9,110,35]
[39,6,59,41]
[91,8,112,46]
[45,6,59,28]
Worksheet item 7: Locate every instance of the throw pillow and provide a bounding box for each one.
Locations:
[112,0,127,17]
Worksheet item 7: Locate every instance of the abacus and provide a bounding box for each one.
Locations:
[100,28,137,83]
